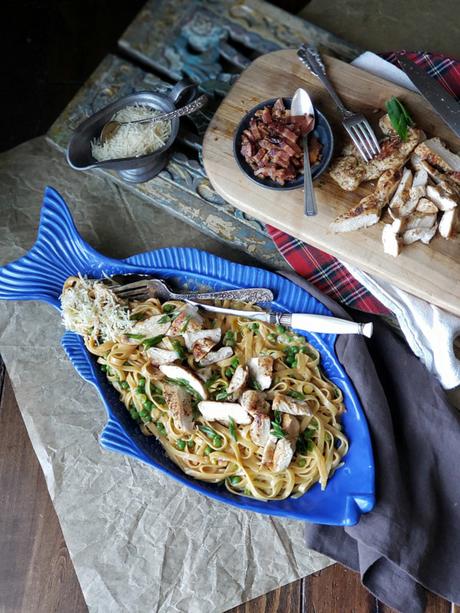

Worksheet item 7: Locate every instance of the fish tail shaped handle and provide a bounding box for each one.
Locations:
[0,187,141,308]
[100,418,146,464]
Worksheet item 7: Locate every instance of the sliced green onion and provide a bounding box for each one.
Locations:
[142,334,165,349]
[215,390,228,401]
[224,367,234,378]
[204,445,212,455]
[230,357,239,369]
[229,475,242,485]
[176,439,186,451]
[229,417,238,442]
[162,303,175,313]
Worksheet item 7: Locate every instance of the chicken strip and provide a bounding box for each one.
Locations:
[382,224,402,257]
[439,208,459,239]
[414,137,460,173]
[159,364,208,399]
[199,346,234,367]
[227,365,249,397]
[272,392,312,416]
[402,225,438,245]
[250,412,271,446]
[240,390,269,415]
[248,356,273,391]
[272,438,295,472]
[197,401,251,425]
[163,384,194,433]
[331,169,401,233]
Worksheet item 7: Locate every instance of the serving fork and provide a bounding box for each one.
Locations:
[109,277,274,303]
[297,45,380,162]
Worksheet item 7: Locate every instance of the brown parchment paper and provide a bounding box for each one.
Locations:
[0,138,332,613]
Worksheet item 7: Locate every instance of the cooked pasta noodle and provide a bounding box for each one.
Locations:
[62,276,348,500]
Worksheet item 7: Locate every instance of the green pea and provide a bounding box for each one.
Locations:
[129,409,138,420]
[298,458,306,467]
[162,303,175,313]
[143,400,153,411]
[204,445,212,455]
[138,377,146,386]
[213,435,223,448]
[267,333,277,343]
[176,439,186,451]
[156,422,166,436]
[250,323,259,332]
[120,381,129,390]
[229,476,242,485]
[100,364,107,372]
[135,386,145,394]
[224,367,234,378]
[276,324,286,334]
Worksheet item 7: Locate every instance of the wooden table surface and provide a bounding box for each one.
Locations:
[0,357,455,612]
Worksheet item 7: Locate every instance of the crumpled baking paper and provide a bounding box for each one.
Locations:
[0,138,332,613]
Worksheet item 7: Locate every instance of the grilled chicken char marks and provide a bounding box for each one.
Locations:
[240,98,322,186]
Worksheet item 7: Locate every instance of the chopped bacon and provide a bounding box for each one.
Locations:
[239,98,323,186]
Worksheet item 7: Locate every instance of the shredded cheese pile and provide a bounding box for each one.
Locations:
[60,276,132,341]
[91,104,171,161]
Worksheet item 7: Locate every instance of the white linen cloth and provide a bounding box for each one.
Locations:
[340,52,460,390]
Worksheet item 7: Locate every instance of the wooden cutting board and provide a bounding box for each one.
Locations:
[202,50,460,316]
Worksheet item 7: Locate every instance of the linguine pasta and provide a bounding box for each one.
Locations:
[62,276,348,501]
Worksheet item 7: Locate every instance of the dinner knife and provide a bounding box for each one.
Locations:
[188,300,373,337]
[397,56,460,138]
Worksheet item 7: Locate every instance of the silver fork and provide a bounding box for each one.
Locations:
[109,277,274,303]
[297,45,380,162]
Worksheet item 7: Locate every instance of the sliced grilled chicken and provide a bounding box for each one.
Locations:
[329,155,366,191]
[163,384,193,433]
[261,435,277,467]
[159,364,208,399]
[439,208,459,239]
[147,347,180,366]
[426,185,458,211]
[378,113,397,136]
[197,401,251,425]
[199,346,234,367]
[193,338,219,362]
[331,169,401,233]
[282,414,300,441]
[416,198,438,215]
[402,225,438,245]
[240,390,269,415]
[414,138,460,173]
[248,356,273,391]
[272,438,295,472]
[390,216,406,233]
[250,412,271,446]
[132,313,171,337]
[362,127,424,181]
[382,224,402,257]
[227,365,249,397]
[272,392,312,416]
[389,167,413,217]
[405,210,438,231]
[167,305,203,337]
[183,328,221,351]
[402,167,429,215]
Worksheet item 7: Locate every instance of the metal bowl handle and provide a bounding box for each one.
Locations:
[169,78,198,106]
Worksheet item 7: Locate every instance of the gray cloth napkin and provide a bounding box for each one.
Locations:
[281,271,460,613]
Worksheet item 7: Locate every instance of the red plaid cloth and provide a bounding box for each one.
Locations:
[267,51,460,315]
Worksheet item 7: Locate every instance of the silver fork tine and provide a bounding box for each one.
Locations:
[112,280,148,294]
[361,120,381,154]
[351,123,374,160]
[116,289,151,300]
[344,125,370,161]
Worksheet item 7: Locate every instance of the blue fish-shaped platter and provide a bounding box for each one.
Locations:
[0,187,375,525]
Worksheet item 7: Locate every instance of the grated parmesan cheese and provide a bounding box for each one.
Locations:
[91,104,171,162]
[61,276,132,342]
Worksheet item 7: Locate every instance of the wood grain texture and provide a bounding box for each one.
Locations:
[227,579,301,613]
[0,369,87,613]
[203,49,460,316]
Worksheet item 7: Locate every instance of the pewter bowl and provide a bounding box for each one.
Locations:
[66,80,197,184]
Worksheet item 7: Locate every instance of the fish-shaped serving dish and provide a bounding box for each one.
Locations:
[0,187,375,525]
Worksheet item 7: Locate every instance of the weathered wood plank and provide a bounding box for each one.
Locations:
[0,371,87,613]
[303,565,377,613]
[227,579,302,613]
[118,0,361,83]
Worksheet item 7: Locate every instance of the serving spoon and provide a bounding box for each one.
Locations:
[100,94,208,143]
[291,88,317,216]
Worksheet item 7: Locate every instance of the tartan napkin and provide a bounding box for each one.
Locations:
[266,51,460,315]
